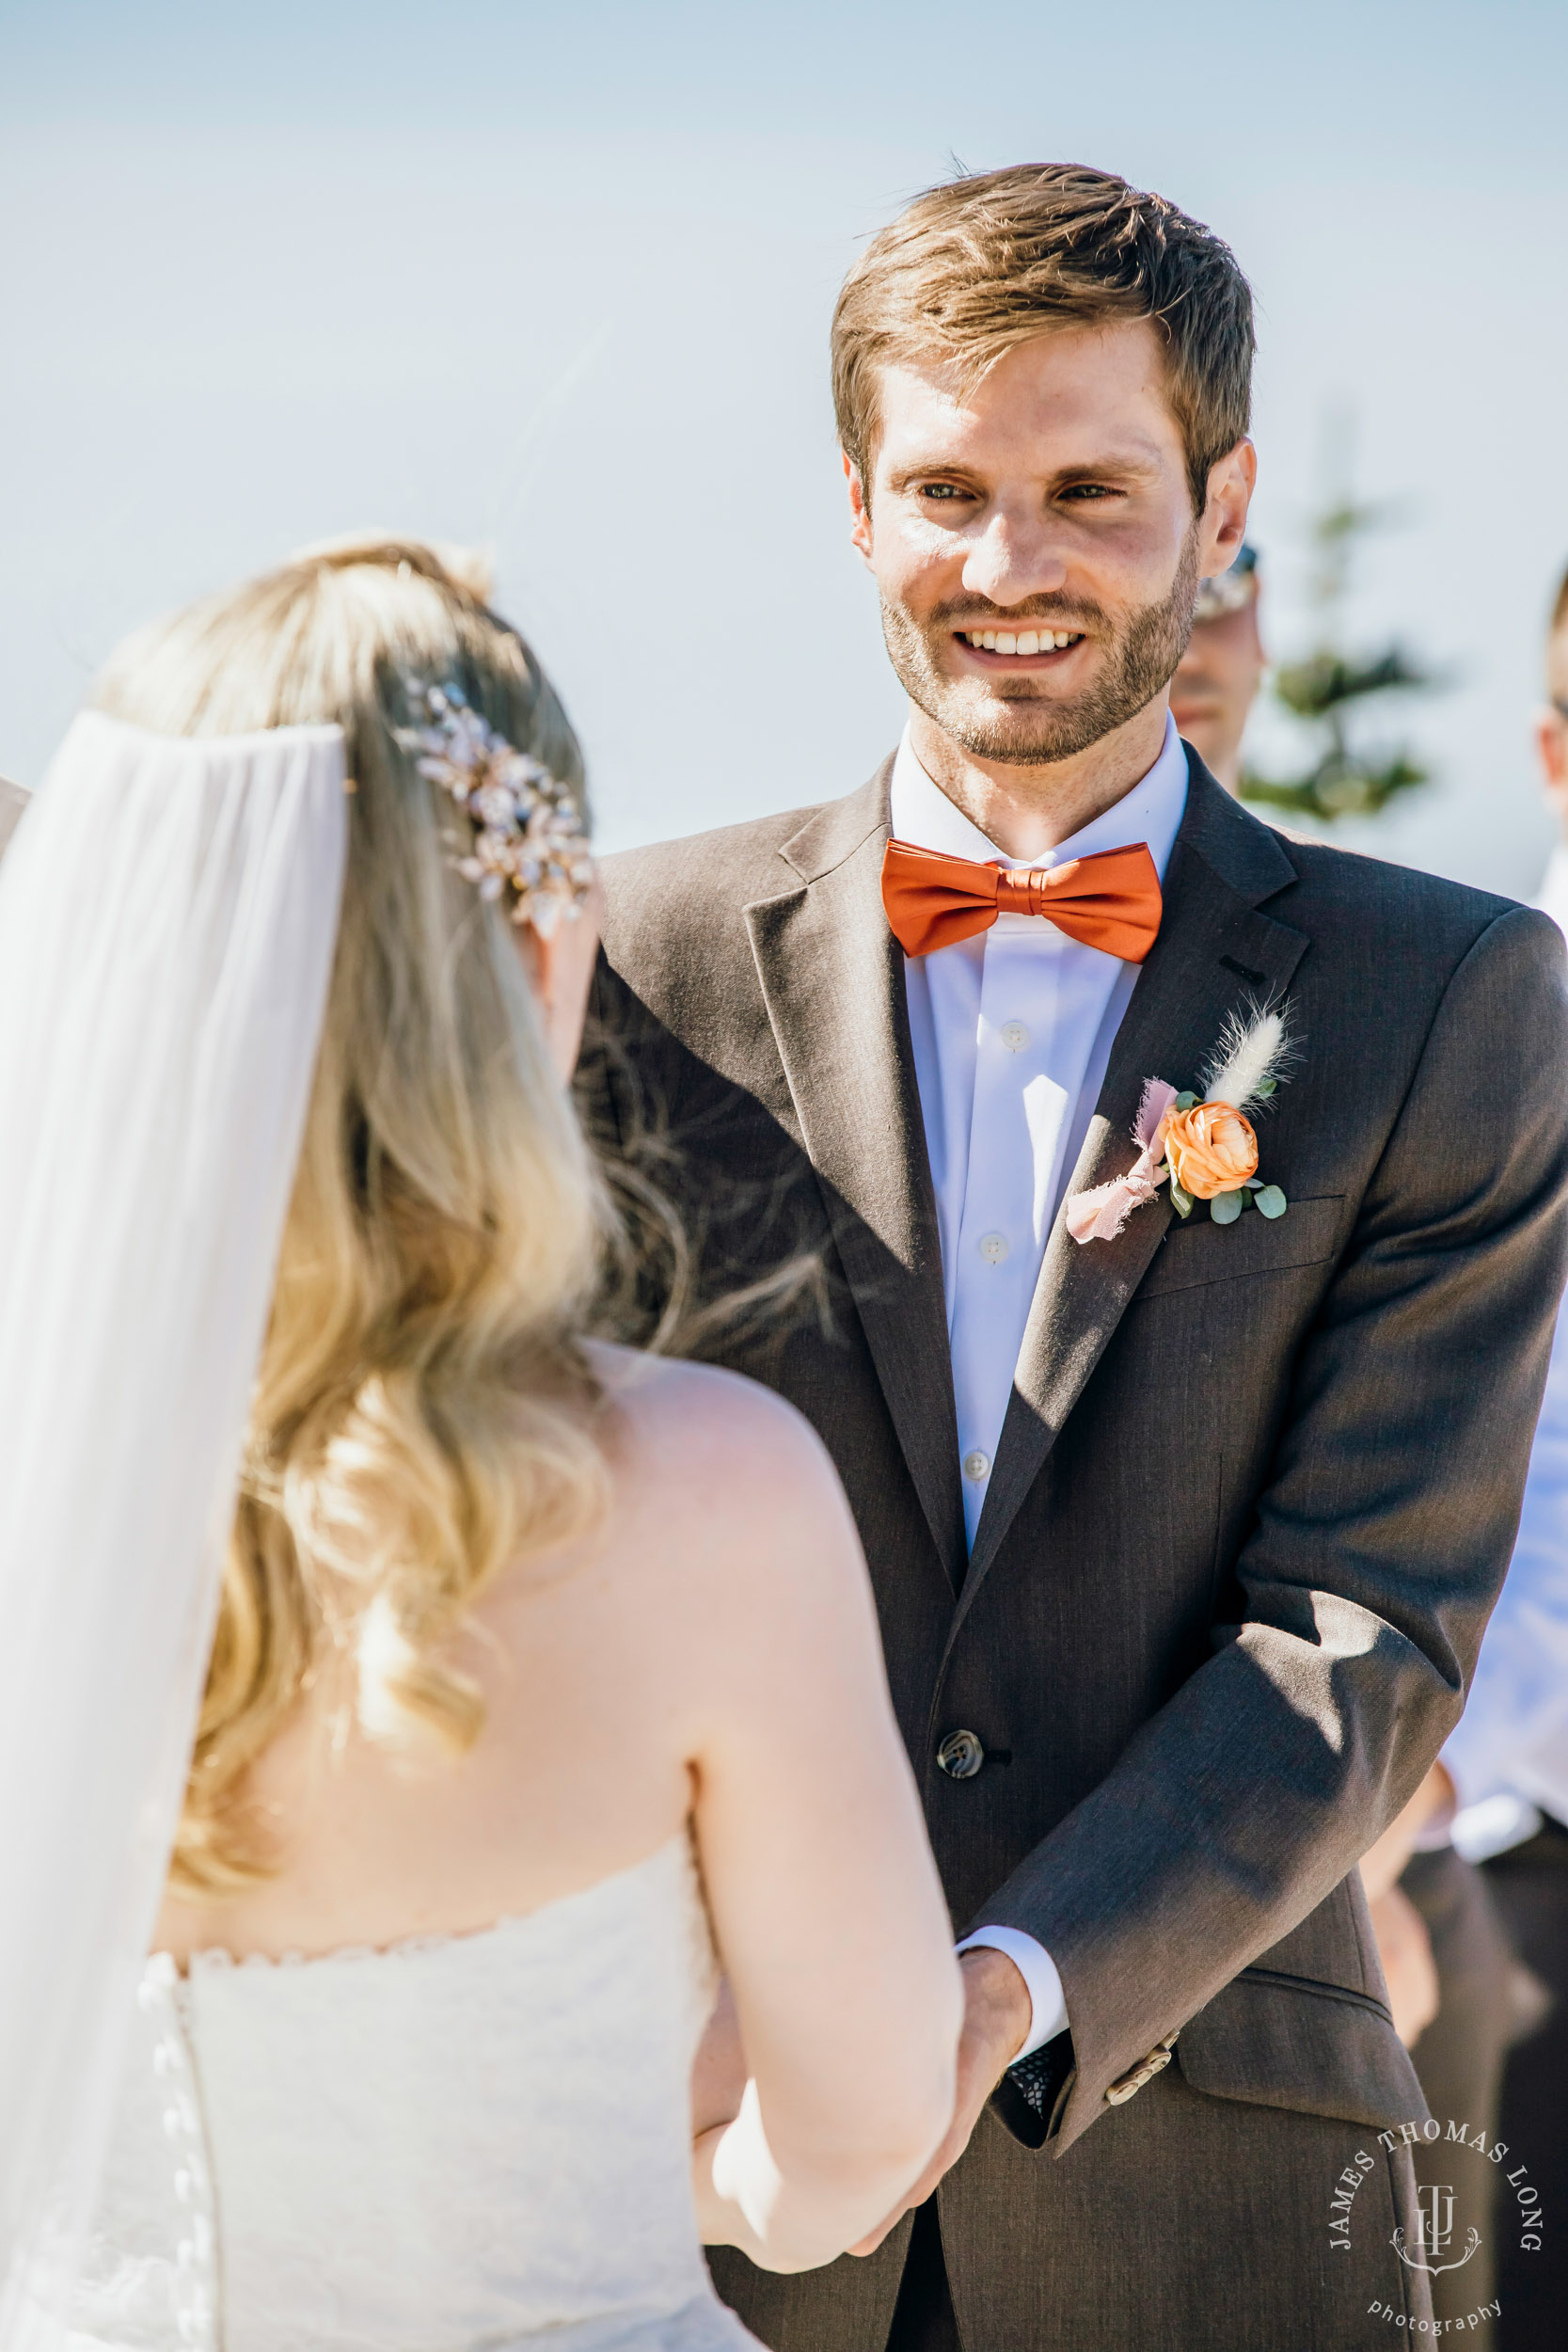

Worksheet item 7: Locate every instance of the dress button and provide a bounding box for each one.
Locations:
[937,1729,986,1779]
[962,1449,991,1482]
[1001,1020,1030,1053]
[978,1232,1009,1264]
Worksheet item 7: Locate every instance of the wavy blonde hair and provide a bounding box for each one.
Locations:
[92,535,611,1892]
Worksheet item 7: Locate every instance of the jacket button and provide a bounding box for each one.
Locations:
[937,1729,986,1780]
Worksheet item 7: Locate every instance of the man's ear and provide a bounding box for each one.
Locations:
[1197,438,1257,577]
[845,450,874,565]
[1536,708,1568,803]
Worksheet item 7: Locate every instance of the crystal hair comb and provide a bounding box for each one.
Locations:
[395,678,593,933]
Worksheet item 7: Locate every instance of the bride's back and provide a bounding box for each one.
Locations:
[98,1352,875,2352]
[155,1343,874,1967]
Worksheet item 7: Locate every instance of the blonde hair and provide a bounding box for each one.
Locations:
[832,165,1254,516]
[92,535,611,1892]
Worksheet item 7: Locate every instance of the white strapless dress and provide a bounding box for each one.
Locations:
[70,1836,759,2352]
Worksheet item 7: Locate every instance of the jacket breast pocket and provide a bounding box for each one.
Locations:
[1177,1966,1426,2132]
[1133,1193,1346,1302]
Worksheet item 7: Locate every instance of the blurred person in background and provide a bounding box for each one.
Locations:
[1532,566,1568,929]
[1168,541,1264,792]
[1349,567,1568,2350]
[1425,561,1568,2351]
[1356,1771,1514,2340]
[1167,528,1536,2342]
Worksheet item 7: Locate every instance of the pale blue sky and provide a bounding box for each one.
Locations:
[2,0,1565,888]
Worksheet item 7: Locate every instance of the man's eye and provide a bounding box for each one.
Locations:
[919,483,970,501]
[1060,484,1118,501]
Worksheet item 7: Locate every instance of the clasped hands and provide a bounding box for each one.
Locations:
[691,1946,1032,2258]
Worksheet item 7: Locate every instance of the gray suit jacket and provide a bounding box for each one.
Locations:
[588,750,1568,2345]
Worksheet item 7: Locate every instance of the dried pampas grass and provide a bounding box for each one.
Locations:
[1202,1003,1295,1115]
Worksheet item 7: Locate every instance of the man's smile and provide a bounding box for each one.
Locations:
[951,626,1088,665]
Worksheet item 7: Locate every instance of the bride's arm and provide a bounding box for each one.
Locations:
[669,1374,963,2274]
[690,1976,747,2140]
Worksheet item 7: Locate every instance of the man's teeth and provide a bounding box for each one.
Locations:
[966,628,1079,653]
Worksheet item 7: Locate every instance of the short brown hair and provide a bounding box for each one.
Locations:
[832,164,1255,516]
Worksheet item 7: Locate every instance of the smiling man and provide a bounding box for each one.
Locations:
[583,167,1568,2351]
[843,288,1251,854]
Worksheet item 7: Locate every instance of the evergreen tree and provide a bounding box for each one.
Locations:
[1241,436,1439,824]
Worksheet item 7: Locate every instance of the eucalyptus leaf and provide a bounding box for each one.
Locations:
[1174,1090,1198,1112]
[1253,1076,1276,1099]
[1210,1189,1243,1225]
[1256,1185,1288,1219]
[1168,1178,1194,1218]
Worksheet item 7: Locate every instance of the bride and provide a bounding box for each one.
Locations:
[0,537,961,2351]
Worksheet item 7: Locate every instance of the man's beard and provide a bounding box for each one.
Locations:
[880,529,1202,768]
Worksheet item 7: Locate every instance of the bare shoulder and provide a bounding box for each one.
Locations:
[469,1347,863,1748]
[584,1345,865,1641]
[590,1343,841,1525]
[567,1349,873,1732]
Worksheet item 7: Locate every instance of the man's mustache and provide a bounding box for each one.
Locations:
[927,598,1107,631]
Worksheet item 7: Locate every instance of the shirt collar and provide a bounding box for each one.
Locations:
[888,708,1189,883]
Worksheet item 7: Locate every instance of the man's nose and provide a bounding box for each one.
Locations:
[961,507,1069,609]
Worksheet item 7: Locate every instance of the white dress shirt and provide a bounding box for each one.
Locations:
[1445,847,1568,1860]
[891,712,1190,2055]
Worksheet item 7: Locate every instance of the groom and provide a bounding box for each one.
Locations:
[583,167,1568,2350]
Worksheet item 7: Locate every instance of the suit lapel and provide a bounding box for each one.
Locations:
[957,761,1310,1613]
[744,768,966,1587]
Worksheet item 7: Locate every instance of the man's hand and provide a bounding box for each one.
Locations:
[848,1946,1032,2256]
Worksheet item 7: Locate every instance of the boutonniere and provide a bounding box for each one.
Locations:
[1066,1008,1293,1247]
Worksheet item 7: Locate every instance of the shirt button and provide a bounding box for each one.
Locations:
[1001,1021,1030,1053]
[937,1729,987,1779]
[978,1232,1009,1264]
[963,1449,991,1482]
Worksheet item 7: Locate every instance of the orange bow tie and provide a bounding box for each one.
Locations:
[881,836,1163,963]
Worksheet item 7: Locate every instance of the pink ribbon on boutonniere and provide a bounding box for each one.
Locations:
[1064,1079,1178,1246]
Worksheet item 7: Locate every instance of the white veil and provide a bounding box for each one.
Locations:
[0,712,347,2344]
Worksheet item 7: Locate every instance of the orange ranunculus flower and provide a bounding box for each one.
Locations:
[1161,1101,1259,1200]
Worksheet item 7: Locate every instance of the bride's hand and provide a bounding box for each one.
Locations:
[847,1947,1028,2255]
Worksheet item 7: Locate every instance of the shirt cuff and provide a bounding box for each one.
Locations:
[955,1926,1069,2060]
